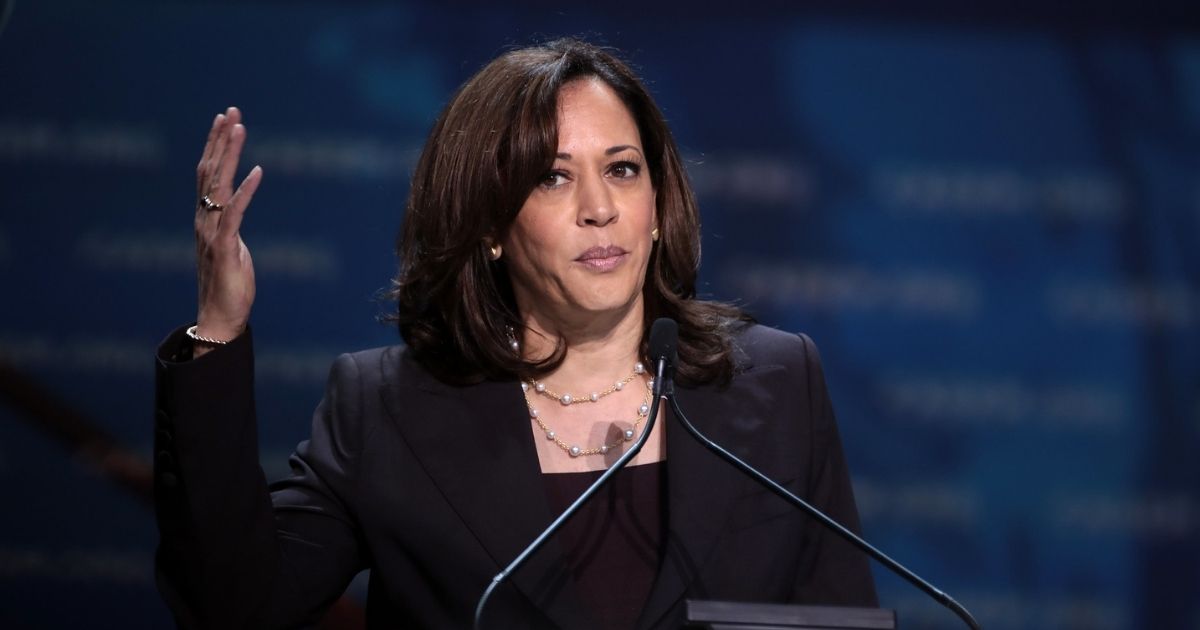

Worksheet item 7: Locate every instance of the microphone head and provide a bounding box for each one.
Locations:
[648,318,678,371]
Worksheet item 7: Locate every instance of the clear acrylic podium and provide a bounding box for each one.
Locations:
[685,599,897,629]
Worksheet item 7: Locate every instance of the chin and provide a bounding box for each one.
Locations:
[572,288,644,317]
[559,266,647,317]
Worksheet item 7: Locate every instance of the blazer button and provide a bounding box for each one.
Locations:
[155,409,173,429]
[160,472,179,489]
[156,429,173,447]
[156,450,176,471]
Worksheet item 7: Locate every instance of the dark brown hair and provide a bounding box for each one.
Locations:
[389,38,749,385]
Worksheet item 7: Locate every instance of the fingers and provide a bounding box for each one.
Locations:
[216,165,264,241]
[196,105,243,199]
[215,122,246,200]
[199,113,224,169]
[207,107,242,196]
[194,107,258,242]
[196,113,225,198]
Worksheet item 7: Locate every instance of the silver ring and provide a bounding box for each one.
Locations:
[200,195,225,212]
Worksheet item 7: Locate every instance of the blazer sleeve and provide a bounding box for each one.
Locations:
[790,333,879,607]
[153,325,368,629]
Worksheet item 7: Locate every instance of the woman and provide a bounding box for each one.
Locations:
[155,39,876,629]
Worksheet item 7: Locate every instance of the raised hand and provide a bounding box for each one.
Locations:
[193,107,263,354]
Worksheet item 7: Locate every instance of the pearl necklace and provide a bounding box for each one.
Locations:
[522,375,655,458]
[530,362,646,405]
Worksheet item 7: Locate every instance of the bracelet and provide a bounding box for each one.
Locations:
[186,325,231,346]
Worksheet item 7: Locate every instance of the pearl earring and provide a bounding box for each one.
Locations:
[487,242,502,261]
[651,227,660,241]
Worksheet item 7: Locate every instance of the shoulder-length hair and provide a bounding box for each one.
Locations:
[389,37,749,386]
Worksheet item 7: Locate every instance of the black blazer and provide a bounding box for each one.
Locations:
[153,323,877,629]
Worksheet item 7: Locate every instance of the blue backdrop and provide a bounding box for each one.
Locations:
[1,1,1197,628]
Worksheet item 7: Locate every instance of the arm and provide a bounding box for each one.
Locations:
[156,106,363,627]
[154,325,366,629]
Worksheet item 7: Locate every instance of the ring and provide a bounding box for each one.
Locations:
[200,195,225,212]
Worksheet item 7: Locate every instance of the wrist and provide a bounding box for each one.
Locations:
[186,322,245,359]
[193,316,245,343]
[187,324,235,346]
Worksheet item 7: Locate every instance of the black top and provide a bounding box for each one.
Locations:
[542,461,667,629]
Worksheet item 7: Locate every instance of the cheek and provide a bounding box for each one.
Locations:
[634,188,657,227]
[634,202,657,239]
[508,216,562,272]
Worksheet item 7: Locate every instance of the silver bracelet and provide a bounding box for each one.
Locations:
[186,325,231,346]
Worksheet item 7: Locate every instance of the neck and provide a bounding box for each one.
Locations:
[519,301,645,388]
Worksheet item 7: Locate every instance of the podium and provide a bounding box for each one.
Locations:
[685,599,897,629]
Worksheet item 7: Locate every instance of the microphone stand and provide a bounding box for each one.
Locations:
[667,394,982,630]
[472,359,668,630]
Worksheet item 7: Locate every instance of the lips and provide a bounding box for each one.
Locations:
[576,245,628,261]
[575,245,629,271]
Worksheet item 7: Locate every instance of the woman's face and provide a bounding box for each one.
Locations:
[503,77,656,329]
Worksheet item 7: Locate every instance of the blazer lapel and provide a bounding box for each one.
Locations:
[381,355,592,629]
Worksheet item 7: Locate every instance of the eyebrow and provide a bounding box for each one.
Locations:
[555,145,642,160]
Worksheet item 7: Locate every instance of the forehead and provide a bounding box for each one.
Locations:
[555,77,641,150]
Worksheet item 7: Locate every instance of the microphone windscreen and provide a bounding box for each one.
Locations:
[648,318,678,367]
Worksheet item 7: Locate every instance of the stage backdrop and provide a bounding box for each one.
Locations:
[1,1,1197,628]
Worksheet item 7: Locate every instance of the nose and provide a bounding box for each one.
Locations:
[576,173,618,227]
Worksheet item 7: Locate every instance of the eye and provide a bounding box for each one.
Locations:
[540,170,569,189]
[608,160,641,179]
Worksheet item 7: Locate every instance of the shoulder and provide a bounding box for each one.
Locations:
[330,344,397,376]
[314,344,420,447]
[328,342,451,397]
[327,344,410,389]
[730,323,823,374]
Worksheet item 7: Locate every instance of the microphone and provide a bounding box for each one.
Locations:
[665,350,981,629]
[472,318,679,630]
[648,317,677,395]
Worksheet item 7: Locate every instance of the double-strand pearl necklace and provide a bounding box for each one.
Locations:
[522,369,655,458]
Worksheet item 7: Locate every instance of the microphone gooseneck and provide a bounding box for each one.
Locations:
[666,393,982,630]
[472,318,679,630]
